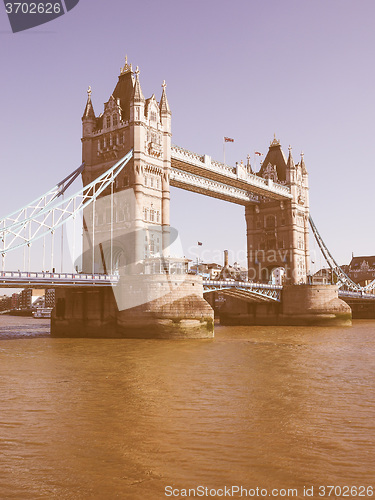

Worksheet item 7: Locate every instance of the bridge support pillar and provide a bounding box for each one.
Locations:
[219,285,351,327]
[281,285,352,326]
[51,275,214,339]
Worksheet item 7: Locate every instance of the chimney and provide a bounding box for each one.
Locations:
[224,250,229,268]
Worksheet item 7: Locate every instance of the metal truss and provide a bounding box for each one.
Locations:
[0,163,84,233]
[0,150,133,257]
[309,216,375,292]
[203,280,282,302]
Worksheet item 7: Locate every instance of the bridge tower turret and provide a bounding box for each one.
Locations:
[81,86,96,166]
[80,58,172,275]
[245,137,310,284]
[159,80,172,255]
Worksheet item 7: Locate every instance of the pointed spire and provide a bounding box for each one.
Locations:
[160,80,171,114]
[246,154,253,174]
[286,145,295,170]
[270,133,280,147]
[120,55,132,75]
[82,86,96,120]
[300,151,307,174]
[132,66,145,102]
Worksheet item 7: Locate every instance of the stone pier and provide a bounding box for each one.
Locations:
[220,284,352,327]
[51,274,214,339]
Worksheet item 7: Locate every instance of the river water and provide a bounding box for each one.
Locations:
[0,316,374,499]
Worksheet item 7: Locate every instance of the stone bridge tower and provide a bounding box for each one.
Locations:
[81,58,172,274]
[245,136,310,284]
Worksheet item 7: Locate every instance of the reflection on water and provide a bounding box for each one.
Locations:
[0,316,374,499]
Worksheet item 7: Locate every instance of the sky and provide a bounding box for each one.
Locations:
[0,0,374,273]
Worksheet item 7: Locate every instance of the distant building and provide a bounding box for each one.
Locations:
[11,293,20,310]
[347,256,375,287]
[20,289,32,309]
[45,289,56,308]
[312,267,332,285]
[219,262,248,281]
[190,263,222,280]
[32,295,45,309]
[0,295,11,312]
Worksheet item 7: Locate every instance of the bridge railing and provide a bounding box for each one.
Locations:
[339,289,375,300]
[203,279,283,290]
[0,271,119,284]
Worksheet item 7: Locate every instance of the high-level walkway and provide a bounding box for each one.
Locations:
[171,145,292,204]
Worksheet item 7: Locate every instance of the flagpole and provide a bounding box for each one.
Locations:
[223,139,226,165]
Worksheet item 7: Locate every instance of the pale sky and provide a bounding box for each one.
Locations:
[0,0,374,272]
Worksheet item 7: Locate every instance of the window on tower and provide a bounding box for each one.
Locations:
[113,114,118,127]
[106,116,111,128]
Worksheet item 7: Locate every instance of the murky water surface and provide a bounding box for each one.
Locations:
[0,316,374,499]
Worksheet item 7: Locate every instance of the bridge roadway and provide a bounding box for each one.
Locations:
[1,272,374,305]
[170,145,293,204]
[0,273,282,303]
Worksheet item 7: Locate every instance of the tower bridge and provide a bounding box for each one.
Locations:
[0,58,373,337]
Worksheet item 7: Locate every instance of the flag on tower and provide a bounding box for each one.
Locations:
[224,137,234,142]
[198,241,203,246]
[255,151,263,156]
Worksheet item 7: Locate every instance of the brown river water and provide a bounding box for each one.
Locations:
[0,316,374,500]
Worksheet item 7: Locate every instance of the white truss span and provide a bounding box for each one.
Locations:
[170,168,259,205]
[0,164,84,232]
[203,280,282,302]
[310,216,375,293]
[171,145,292,201]
[0,150,133,257]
